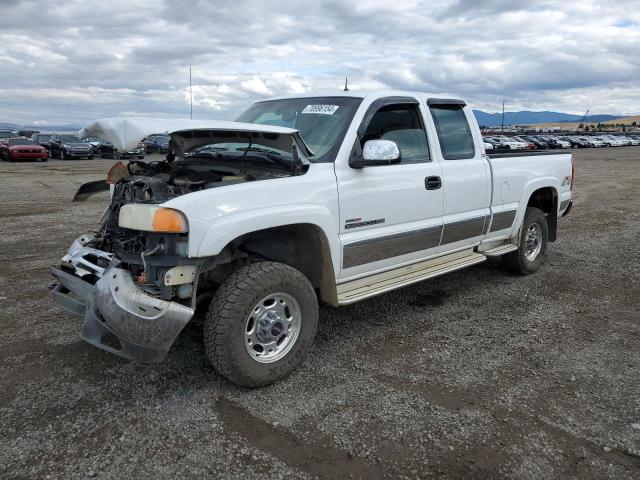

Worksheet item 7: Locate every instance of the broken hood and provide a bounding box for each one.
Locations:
[78,117,313,156]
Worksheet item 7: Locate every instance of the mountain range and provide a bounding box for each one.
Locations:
[472,110,622,127]
[0,111,626,132]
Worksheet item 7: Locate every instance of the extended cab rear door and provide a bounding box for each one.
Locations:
[426,100,491,250]
[334,96,444,279]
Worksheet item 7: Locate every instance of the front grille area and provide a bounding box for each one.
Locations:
[103,204,149,255]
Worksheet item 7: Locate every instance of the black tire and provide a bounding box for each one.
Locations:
[88,154,94,160]
[204,261,318,387]
[503,207,548,275]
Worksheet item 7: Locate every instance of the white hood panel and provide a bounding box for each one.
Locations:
[79,117,299,152]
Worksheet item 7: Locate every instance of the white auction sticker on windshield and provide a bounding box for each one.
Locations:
[302,104,339,115]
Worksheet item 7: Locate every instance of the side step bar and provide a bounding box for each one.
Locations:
[480,243,518,257]
[337,250,486,305]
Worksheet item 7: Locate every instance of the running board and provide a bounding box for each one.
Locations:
[337,250,486,305]
[480,243,518,257]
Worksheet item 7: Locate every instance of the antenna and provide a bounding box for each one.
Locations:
[343,77,349,92]
[189,66,193,120]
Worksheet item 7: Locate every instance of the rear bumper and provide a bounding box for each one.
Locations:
[50,240,194,362]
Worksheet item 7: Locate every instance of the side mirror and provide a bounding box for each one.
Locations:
[350,139,401,168]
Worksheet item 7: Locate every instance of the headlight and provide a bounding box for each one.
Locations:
[118,204,188,233]
[63,144,71,149]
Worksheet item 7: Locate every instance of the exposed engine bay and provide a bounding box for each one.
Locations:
[68,150,302,302]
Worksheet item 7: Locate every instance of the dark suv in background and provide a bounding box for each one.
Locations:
[143,134,171,154]
[31,133,54,152]
[49,133,94,159]
[98,141,145,159]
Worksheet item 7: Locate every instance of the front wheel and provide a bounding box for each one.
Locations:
[204,261,318,387]
[503,207,548,275]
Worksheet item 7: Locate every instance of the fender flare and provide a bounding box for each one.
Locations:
[510,178,560,240]
[192,203,341,276]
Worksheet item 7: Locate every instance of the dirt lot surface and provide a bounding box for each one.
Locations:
[1,148,639,479]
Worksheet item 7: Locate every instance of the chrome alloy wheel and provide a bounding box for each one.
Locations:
[244,292,302,363]
[525,222,543,261]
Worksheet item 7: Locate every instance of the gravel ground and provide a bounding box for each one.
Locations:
[1,147,639,479]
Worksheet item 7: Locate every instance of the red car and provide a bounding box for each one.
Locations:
[0,138,49,162]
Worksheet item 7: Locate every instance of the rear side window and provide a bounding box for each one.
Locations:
[429,105,475,160]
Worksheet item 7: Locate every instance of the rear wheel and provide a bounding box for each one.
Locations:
[503,207,548,275]
[204,261,318,387]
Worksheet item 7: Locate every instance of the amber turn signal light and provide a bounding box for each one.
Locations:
[152,208,188,233]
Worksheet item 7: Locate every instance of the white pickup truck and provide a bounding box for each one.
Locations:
[51,91,574,387]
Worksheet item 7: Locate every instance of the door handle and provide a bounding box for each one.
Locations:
[425,176,442,190]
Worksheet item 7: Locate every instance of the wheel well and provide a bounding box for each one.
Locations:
[527,187,558,241]
[222,224,337,305]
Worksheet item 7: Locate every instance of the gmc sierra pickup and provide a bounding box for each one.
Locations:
[51,91,573,387]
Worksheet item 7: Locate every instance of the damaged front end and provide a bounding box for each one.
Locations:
[51,235,194,362]
[50,162,207,362]
[51,122,309,362]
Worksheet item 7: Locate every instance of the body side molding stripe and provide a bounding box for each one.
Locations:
[489,210,517,232]
[440,215,486,245]
[343,225,443,269]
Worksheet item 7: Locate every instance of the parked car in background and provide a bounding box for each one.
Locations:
[0,137,49,162]
[19,130,39,138]
[581,137,606,147]
[82,136,108,156]
[483,137,504,149]
[31,133,54,152]
[547,136,571,148]
[154,135,170,154]
[512,136,536,149]
[521,136,549,149]
[560,136,589,148]
[619,136,639,146]
[99,141,145,159]
[483,141,494,150]
[143,134,171,154]
[495,136,528,150]
[600,135,626,147]
[49,133,94,159]
[535,136,562,149]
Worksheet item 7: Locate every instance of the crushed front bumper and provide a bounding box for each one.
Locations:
[51,238,194,363]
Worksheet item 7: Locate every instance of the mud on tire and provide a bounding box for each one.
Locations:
[204,261,318,387]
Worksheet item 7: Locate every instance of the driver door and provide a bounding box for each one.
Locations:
[334,97,444,279]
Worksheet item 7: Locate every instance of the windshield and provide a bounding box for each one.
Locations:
[9,138,37,146]
[236,96,362,162]
[60,135,81,143]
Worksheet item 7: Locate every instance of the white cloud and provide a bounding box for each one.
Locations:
[0,0,639,125]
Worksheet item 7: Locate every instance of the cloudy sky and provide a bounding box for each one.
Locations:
[1,0,639,125]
